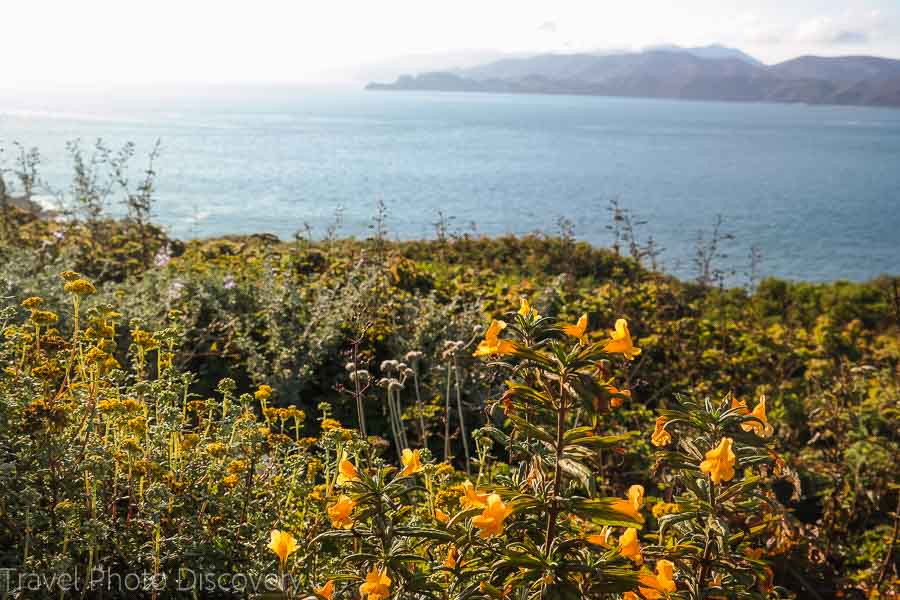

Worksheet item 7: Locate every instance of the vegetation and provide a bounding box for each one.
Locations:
[0,144,897,598]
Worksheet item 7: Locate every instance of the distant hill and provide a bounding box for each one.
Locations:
[649,44,764,66]
[366,47,900,108]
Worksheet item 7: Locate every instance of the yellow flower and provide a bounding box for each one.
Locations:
[612,495,646,524]
[603,318,641,359]
[562,313,588,343]
[459,480,490,509]
[255,384,273,401]
[652,502,679,518]
[730,396,749,415]
[619,527,643,564]
[624,593,640,600]
[473,319,516,357]
[585,526,613,548]
[399,448,422,477]
[337,459,360,485]
[314,580,334,599]
[327,495,356,529]
[435,509,450,524]
[63,278,96,296]
[517,298,539,319]
[651,416,671,447]
[443,545,459,568]
[700,437,736,484]
[21,297,43,310]
[267,529,298,566]
[606,385,631,408]
[359,567,391,600]
[740,396,773,438]
[638,559,677,599]
[628,484,644,511]
[472,494,512,538]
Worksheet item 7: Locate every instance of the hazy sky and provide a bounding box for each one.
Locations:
[6,0,900,86]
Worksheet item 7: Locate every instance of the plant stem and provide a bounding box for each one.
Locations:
[544,377,567,555]
[443,362,452,463]
[453,357,471,475]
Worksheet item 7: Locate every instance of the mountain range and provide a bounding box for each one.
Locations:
[366,45,900,108]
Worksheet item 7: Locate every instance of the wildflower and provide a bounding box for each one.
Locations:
[628,484,644,511]
[21,297,43,310]
[473,319,516,357]
[652,502,679,518]
[651,416,671,447]
[443,545,459,568]
[730,396,749,414]
[327,495,356,529]
[255,384,273,401]
[399,448,422,477]
[741,396,774,438]
[31,310,59,325]
[222,474,240,488]
[64,278,96,296]
[359,567,391,600]
[562,313,588,343]
[459,480,490,509]
[624,594,640,600]
[517,297,539,319]
[700,437,736,484]
[206,442,227,457]
[320,418,342,431]
[606,385,631,408]
[472,493,512,538]
[314,580,334,599]
[268,530,298,567]
[603,318,641,359]
[619,527,643,564]
[435,509,450,523]
[612,496,645,524]
[585,526,613,547]
[638,559,677,599]
[337,458,360,485]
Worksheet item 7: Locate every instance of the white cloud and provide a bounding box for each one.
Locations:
[537,21,559,34]
[794,11,886,45]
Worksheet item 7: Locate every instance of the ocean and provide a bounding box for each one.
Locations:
[1,86,899,283]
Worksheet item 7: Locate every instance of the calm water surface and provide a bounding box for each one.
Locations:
[1,86,899,282]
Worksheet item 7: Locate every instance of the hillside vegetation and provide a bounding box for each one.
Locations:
[0,149,897,598]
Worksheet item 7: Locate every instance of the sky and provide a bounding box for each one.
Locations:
[4,0,900,87]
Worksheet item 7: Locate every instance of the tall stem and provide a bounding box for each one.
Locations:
[413,369,427,445]
[544,377,567,555]
[353,342,367,439]
[443,362,452,463]
[453,357,471,475]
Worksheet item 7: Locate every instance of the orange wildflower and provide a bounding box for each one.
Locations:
[562,313,589,343]
[399,448,422,477]
[359,567,391,600]
[619,527,643,564]
[327,495,356,529]
[459,480,490,509]
[472,494,512,538]
[638,559,677,599]
[474,320,516,357]
[603,318,641,360]
[700,437,736,484]
[651,416,671,447]
[741,396,773,438]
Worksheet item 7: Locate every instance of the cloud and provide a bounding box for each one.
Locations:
[537,21,558,34]
[794,11,885,46]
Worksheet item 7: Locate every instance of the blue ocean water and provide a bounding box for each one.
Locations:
[1,86,899,282]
